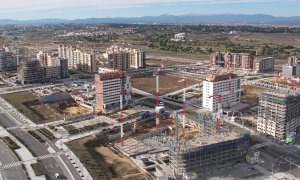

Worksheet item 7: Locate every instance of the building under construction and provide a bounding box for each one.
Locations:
[116,112,250,179]
[169,133,249,178]
[257,90,300,140]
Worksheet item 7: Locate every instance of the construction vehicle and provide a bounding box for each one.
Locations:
[285,132,296,145]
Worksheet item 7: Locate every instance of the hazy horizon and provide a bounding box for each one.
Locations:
[0,0,299,20]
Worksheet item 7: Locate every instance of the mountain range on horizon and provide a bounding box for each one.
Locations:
[1,14,300,25]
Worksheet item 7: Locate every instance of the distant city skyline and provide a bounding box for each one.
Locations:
[0,0,299,20]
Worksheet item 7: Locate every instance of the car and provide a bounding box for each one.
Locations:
[258,160,265,166]
[55,173,60,178]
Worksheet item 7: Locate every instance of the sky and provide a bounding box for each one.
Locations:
[0,0,299,20]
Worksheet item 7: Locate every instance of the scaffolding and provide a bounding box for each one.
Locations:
[169,133,250,178]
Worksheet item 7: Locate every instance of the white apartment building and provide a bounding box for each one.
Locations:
[130,49,146,69]
[95,69,131,113]
[58,45,96,73]
[104,45,146,70]
[37,51,60,67]
[202,73,241,112]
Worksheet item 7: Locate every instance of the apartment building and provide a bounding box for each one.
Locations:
[0,49,18,72]
[202,73,241,112]
[104,45,146,70]
[59,59,69,78]
[37,51,60,67]
[19,58,69,85]
[129,49,146,69]
[257,91,300,140]
[44,66,61,81]
[19,60,44,85]
[288,56,299,66]
[211,52,254,69]
[211,52,225,67]
[95,68,131,113]
[253,57,274,73]
[282,64,295,78]
[58,45,96,73]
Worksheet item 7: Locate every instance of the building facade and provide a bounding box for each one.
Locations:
[129,49,146,69]
[44,66,61,81]
[95,69,131,113]
[253,57,274,73]
[282,64,295,79]
[288,56,299,66]
[59,58,69,78]
[211,52,254,69]
[58,45,96,73]
[19,60,44,85]
[0,50,18,72]
[104,45,146,70]
[202,73,241,112]
[37,51,60,67]
[257,91,300,140]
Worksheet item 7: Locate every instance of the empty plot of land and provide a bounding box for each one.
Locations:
[1,91,62,124]
[67,136,150,180]
[131,74,200,95]
[61,105,92,115]
[146,58,194,67]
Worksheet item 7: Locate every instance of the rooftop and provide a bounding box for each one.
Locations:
[96,70,126,81]
[206,72,238,82]
[106,45,144,54]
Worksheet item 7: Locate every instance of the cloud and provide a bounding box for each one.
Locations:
[0,0,295,12]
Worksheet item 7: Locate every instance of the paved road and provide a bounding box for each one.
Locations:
[252,135,300,178]
[0,113,74,180]
[34,130,82,180]
[0,140,27,180]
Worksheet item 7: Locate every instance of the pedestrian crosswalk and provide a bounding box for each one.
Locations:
[37,151,64,161]
[0,151,64,171]
[0,161,22,170]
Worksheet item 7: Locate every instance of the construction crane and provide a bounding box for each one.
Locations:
[119,90,125,146]
[209,94,222,132]
[209,88,242,132]
[15,36,23,74]
[153,65,164,130]
[175,78,190,140]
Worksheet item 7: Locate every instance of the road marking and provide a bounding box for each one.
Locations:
[0,151,65,171]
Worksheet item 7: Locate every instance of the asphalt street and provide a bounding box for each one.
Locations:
[252,135,300,178]
[0,140,27,180]
[0,112,73,180]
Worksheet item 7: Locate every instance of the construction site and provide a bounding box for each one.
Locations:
[114,111,250,179]
[62,66,252,179]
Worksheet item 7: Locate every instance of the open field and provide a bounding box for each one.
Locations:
[131,74,200,95]
[146,58,194,67]
[67,136,150,180]
[1,91,62,124]
[230,33,300,48]
[61,105,92,115]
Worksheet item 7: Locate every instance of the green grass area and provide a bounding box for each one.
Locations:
[1,91,62,124]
